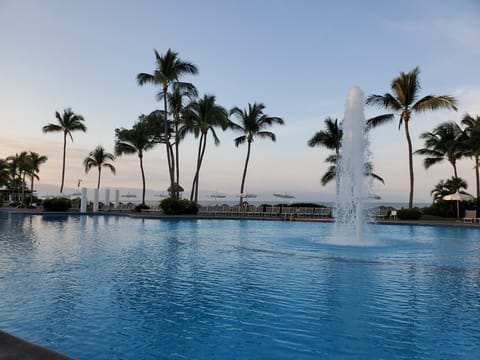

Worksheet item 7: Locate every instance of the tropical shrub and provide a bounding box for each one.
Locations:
[160,198,199,215]
[42,197,72,211]
[397,208,422,220]
[135,204,150,212]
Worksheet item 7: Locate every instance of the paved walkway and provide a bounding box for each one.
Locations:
[0,330,73,360]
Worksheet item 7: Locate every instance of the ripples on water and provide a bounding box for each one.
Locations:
[0,213,479,359]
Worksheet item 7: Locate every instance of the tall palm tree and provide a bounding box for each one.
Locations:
[115,116,157,205]
[308,117,342,194]
[159,83,198,189]
[83,146,116,189]
[42,108,87,193]
[230,103,285,205]
[6,152,29,203]
[461,114,480,209]
[179,94,230,203]
[0,158,10,188]
[366,67,457,208]
[25,151,48,206]
[415,121,466,179]
[137,48,198,199]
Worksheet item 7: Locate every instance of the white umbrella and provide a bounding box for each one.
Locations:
[273,193,295,199]
[442,191,474,218]
[236,193,257,198]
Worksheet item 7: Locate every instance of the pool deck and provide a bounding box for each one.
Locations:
[2,206,480,228]
[0,330,74,359]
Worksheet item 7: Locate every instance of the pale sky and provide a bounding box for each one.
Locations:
[1,0,479,204]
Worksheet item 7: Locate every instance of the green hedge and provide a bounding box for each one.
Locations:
[160,198,199,215]
[397,208,422,220]
[42,197,72,212]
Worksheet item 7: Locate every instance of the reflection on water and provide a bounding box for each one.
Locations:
[0,213,479,359]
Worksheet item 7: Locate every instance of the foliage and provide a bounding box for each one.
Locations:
[42,197,72,211]
[42,108,86,193]
[422,202,457,218]
[160,198,199,215]
[397,208,422,220]
[366,66,457,208]
[134,204,150,212]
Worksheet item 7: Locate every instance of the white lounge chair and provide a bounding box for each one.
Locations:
[463,210,476,223]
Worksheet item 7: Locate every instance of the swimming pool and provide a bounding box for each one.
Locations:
[1,213,479,359]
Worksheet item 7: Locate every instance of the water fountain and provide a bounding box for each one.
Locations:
[335,87,372,242]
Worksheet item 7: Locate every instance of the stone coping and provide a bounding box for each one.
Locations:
[0,330,74,360]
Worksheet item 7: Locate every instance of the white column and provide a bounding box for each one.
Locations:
[105,189,110,211]
[115,189,120,209]
[93,188,99,212]
[81,187,87,213]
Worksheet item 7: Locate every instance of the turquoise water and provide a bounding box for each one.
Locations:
[0,213,479,359]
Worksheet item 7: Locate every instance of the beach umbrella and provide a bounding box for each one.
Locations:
[273,193,295,199]
[442,191,474,218]
[236,193,257,198]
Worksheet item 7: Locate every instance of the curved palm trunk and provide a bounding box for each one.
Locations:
[191,134,204,201]
[138,152,146,205]
[97,167,102,189]
[239,141,252,206]
[194,135,208,203]
[452,161,458,179]
[175,121,180,194]
[475,155,480,210]
[30,176,34,207]
[163,85,175,199]
[60,132,67,193]
[404,120,414,208]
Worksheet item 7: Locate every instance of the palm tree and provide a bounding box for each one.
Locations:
[137,48,198,199]
[431,177,469,203]
[366,67,457,208]
[230,103,285,205]
[6,151,29,203]
[179,94,230,203]
[159,83,198,189]
[42,108,87,193]
[0,158,10,188]
[415,121,466,178]
[83,146,116,189]
[115,116,157,205]
[321,154,384,186]
[308,117,342,194]
[461,114,480,209]
[25,151,48,206]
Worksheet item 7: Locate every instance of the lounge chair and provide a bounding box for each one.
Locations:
[463,210,476,223]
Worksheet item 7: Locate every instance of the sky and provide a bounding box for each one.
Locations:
[1,0,479,204]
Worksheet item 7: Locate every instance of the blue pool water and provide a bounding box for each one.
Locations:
[0,213,479,359]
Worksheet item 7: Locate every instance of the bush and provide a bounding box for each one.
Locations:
[0,198,3,207]
[135,204,150,212]
[160,198,199,215]
[397,208,422,220]
[42,197,72,212]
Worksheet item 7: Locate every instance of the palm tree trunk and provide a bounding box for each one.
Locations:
[139,153,146,205]
[239,141,252,206]
[30,176,34,207]
[404,121,414,208]
[475,155,480,210]
[195,134,208,203]
[452,160,458,179]
[175,121,180,195]
[163,85,175,199]
[191,134,203,201]
[61,132,67,193]
[97,167,101,189]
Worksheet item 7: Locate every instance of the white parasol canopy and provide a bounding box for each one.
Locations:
[236,193,257,198]
[273,193,295,199]
[442,191,474,218]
